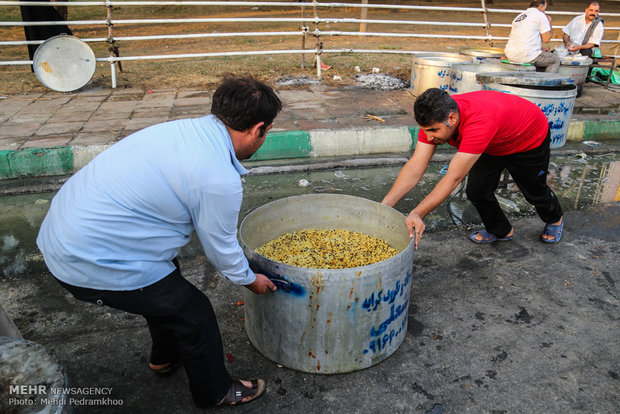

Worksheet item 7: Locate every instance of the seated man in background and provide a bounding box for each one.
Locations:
[504,0,560,72]
[563,1,604,58]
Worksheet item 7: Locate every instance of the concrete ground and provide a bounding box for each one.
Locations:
[1,201,618,413]
[1,79,619,180]
[0,79,618,152]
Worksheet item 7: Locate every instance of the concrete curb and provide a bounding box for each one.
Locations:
[1,120,619,180]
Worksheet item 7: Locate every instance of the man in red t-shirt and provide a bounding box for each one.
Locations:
[382,88,564,249]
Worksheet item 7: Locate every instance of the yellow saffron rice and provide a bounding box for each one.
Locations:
[255,228,399,269]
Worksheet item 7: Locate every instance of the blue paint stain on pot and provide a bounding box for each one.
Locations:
[264,271,306,296]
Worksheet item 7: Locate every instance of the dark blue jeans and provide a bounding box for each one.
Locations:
[55,259,232,407]
[466,132,564,238]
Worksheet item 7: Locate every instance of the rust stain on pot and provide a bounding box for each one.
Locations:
[39,62,53,73]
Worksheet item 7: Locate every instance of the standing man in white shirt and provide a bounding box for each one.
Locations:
[563,1,604,58]
[37,76,282,408]
[504,0,560,72]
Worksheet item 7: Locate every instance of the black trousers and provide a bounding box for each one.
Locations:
[55,259,232,407]
[465,133,564,238]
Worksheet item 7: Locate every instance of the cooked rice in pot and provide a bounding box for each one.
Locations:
[255,228,399,269]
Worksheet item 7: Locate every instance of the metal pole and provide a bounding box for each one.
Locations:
[300,0,306,68]
[480,0,491,46]
[312,0,321,79]
[110,60,117,88]
[106,0,117,88]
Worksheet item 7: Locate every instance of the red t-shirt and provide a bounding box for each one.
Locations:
[417,90,549,156]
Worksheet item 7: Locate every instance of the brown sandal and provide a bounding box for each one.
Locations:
[217,379,265,406]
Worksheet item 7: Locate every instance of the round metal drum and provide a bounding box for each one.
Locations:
[449,61,535,94]
[411,54,475,95]
[558,57,592,97]
[0,337,71,414]
[477,72,577,149]
[239,194,415,374]
[33,35,96,92]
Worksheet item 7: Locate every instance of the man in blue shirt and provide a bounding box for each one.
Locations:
[37,76,282,407]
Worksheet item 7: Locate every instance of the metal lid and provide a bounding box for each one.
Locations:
[475,72,574,86]
[414,52,475,62]
[459,47,505,58]
[415,55,474,67]
[452,62,502,70]
[560,57,593,66]
[33,35,96,92]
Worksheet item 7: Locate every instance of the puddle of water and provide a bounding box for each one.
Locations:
[1,154,618,277]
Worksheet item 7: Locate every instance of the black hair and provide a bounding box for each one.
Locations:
[413,88,459,127]
[529,0,547,7]
[211,75,282,134]
[587,1,599,8]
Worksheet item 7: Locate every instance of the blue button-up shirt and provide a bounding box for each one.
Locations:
[37,115,255,290]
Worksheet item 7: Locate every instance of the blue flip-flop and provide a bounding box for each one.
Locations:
[469,230,513,244]
[541,220,564,243]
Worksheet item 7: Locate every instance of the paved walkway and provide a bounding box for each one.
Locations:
[1,82,619,179]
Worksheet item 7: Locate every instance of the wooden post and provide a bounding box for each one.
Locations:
[480,0,491,47]
[360,0,368,33]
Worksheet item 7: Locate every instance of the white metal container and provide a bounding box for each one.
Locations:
[411,53,474,95]
[239,194,415,374]
[477,72,577,149]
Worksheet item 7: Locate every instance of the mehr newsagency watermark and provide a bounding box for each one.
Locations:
[6,385,124,408]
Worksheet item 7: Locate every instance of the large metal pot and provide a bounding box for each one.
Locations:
[558,57,593,97]
[411,54,475,96]
[0,337,71,414]
[449,61,535,94]
[478,72,577,149]
[239,194,415,374]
